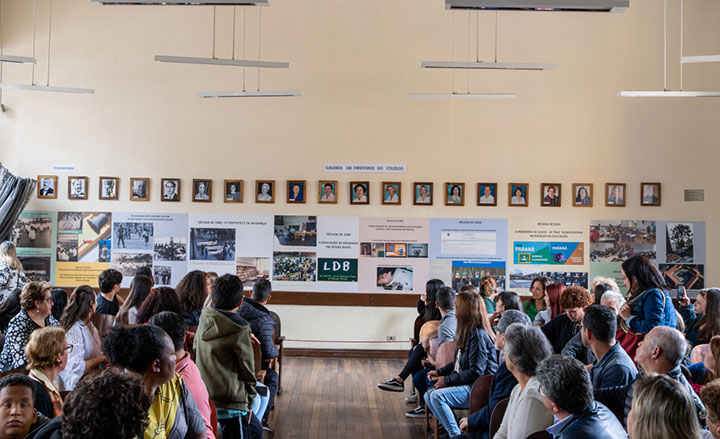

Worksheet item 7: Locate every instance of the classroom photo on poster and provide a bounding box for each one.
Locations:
[451,261,506,292]
[589,220,656,263]
[510,266,588,289]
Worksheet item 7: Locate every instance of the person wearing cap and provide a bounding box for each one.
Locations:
[454,310,532,439]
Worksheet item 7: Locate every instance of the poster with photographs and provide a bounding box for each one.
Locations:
[12,211,57,283]
[55,211,112,285]
[112,212,189,287]
[509,267,588,289]
[428,218,508,290]
[656,221,706,294]
[273,216,318,291]
[358,217,429,293]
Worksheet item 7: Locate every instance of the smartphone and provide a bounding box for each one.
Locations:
[677,283,685,300]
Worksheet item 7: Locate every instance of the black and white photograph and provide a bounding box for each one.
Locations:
[98,240,111,263]
[256,180,275,203]
[273,252,317,282]
[273,216,317,247]
[56,235,79,262]
[113,222,154,250]
[377,266,413,290]
[11,217,52,248]
[130,178,150,201]
[193,179,212,202]
[68,176,88,200]
[58,212,83,231]
[99,177,119,200]
[154,237,187,262]
[236,257,271,289]
[37,175,57,199]
[666,222,694,263]
[589,220,657,262]
[112,253,153,277]
[154,265,172,286]
[161,178,181,202]
[18,256,51,282]
[190,228,236,261]
[224,180,243,203]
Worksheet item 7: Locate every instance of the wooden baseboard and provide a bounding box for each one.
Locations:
[283,348,407,359]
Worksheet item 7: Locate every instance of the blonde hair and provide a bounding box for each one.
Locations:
[0,241,22,271]
[25,326,66,370]
[630,374,702,439]
[591,275,620,293]
[20,281,51,311]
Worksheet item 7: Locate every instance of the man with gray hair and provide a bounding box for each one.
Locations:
[595,326,705,426]
[600,291,625,315]
[454,310,532,439]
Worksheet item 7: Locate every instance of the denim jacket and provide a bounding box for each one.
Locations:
[626,288,676,334]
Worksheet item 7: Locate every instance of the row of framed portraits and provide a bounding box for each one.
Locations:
[36,175,663,207]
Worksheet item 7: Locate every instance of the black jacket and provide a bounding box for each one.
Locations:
[436,328,498,387]
[29,416,62,439]
[32,380,54,419]
[541,313,580,354]
[237,298,279,361]
[553,402,627,439]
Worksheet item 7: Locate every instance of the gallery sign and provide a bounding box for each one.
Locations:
[323,163,406,173]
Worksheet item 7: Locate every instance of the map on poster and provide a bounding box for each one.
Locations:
[11,211,56,283]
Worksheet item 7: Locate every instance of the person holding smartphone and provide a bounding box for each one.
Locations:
[678,286,720,349]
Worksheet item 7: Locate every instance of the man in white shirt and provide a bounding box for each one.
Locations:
[479,185,495,204]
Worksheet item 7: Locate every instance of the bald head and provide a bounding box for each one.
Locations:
[645,326,687,368]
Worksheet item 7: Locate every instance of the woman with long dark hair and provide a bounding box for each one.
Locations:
[136,287,181,325]
[176,271,211,326]
[679,288,720,348]
[115,275,152,325]
[523,277,549,322]
[618,255,676,334]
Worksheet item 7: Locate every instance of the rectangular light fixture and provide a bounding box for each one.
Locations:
[407,93,516,99]
[445,0,628,12]
[92,0,268,5]
[681,55,720,64]
[0,55,35,64]
[198,90,302,98]
[155,55,288,69]
[422,61,556,71]
[0,83,94,94]
[618,91,720,97]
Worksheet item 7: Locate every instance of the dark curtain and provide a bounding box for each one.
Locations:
[0,164,36,242]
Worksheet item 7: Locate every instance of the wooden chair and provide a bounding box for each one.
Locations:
[526,431,552,439]
[468,375,493,415]
[269,310,285,395]
[252,339,262,375]
[91,313,115,337]
[426,340,457,434]
[489,398,509,439]
[411,314,426,347]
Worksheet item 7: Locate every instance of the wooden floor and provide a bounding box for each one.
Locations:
[270,357,428,439]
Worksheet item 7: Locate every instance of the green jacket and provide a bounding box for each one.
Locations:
[194,307,256,411]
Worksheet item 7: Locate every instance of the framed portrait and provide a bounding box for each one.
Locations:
[445,182,465,206]
[68,176,89,200]
[130,178,150,201]
[641,182,661,206]
[605,183,626,207]
[413,182,433,206]
[477,183,497,206]
[37,175,58,199]
[572,183,593,207]
[256,180,275,204]
[350,181,369,205]
[382,182,401,205]
[541,183,562,207]
[224,180,243,203]
[508,183,529,207]
[192,179,212,202]
[161,178,181,202]
[318,181,338,204]
[287,180,306,204]
[99,176,119,200]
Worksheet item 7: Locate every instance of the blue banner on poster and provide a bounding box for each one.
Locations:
[513,241,584,265]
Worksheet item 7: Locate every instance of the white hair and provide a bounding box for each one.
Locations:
[601,291,625,308]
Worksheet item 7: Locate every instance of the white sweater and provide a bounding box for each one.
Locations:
[492,376,554,439]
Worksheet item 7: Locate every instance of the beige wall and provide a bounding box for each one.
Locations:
[1,0,718,349]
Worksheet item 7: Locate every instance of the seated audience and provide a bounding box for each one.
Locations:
[103,325,206,439]
[591,276,621,304]
[600,290,625,314]
[115,275,152,325]
[492,291,522,325]
[541,285,592,354]
[627,374,702,439]
[135,265,155,286]
[177,271,212,327]
[523,277,549,322]
[150,311,215,439]
[492,324,553,439]
[537,355,627,439]
[581,305,637,389]
[95,269,124,316]
[25,327,67,418]
[618,255,676,334]
[455,310,532,439]
[0,374,37,439]
[425,290,498,437]
[679,288,720,349]
[563,296,625,365]
[701,380,720,439]
[534,283,565,326]
[0,289,21,333]
[49,289,67,322]
[136,287,181,325]
[0,282,59,370]
[478,277,497,314]
[58,286,105,390]
[32,368,153,439]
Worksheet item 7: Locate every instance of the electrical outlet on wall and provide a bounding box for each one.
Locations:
[387,335,396,341]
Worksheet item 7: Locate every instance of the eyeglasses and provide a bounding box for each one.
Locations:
[64,345,73,353]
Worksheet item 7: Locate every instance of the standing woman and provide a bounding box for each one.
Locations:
[0,242,27,304]
[59,286,106,390]
[425,290,498,437]
[678,288,720,349]
[25,326,69,418]
[523,277,550,322]
[176,271,211,327]
[115,275,153,325]
[618,255,676,334]
[479,276,498,314]
[0,281,59,370]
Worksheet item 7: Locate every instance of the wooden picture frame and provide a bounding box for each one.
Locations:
[224,180,243,203]
[256,180,275,204]
[318,181,338,204]
[192,179,212,202]
[98,176,119,200]
[381,182,402,205]
[445,182,465,206]
[130,178,150,201]
[287,180,307,204]
[477,183,498,206]
[350,181,370,205]
[541,183,562,207]
[508,183,529,207]
[413,182,433,206]
[572,183,593,207]
[37,175,58,199]
[641,182,661,206]
[161,178,181,202]
[605,183,626,207]
[68,176,89,200]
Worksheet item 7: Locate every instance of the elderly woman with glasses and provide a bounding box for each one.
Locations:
[25,326,70,418]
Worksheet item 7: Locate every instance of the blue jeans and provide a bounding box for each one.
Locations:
[252,382,270,421]
[424,384,471,437]
[413,367,434,405]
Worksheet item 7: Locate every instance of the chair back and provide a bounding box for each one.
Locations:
[91,313,115,337]
[419,321,441,341]
[253,340,262,373]
[489,397,509,439]
[469,375,493,414]
[412,315,426,344]
[526,431,552,439]
[436,340,457,369]
[269,311,282,345]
